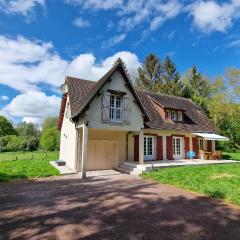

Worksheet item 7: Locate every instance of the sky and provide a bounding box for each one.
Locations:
[0,0,239,125]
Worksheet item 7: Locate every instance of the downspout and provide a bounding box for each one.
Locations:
[126,131,132,161]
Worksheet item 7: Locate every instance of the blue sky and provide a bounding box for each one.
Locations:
[0,0,239,125]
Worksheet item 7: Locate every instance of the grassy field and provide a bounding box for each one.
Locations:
[0,151,60,181]
[143,163,240,206]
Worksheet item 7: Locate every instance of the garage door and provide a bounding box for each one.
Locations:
[87,140,117,171]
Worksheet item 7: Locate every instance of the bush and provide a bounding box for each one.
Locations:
[216,141,237,153]
[0,135,22,152]
[40,127,60,151]
[27,137,39,151]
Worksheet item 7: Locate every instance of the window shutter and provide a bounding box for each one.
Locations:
[156,136,163,160]
[102,93,110,122]
[192,137,198,158]
[134,135,139,162]
[167,136,173,160]
[184,137,190,159]
[207,140,212,152]
[123,96,132,124]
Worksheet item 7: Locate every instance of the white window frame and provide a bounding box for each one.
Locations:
[144,136,155,161]
[109,94,123,122]
[177,111,183,121]
[171,110,177,121]
[199,138,207,151]
[166,109,170,119]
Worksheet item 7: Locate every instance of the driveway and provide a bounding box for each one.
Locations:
[0,170,240,240]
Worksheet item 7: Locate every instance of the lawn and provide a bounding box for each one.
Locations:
[143,163,240,206]
[0,151,60,181]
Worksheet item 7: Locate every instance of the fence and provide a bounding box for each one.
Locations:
[0,151,59,162]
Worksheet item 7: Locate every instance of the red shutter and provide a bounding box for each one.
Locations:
[184,137,190,159]
[156,136,163,160]
[134,135,139,162]
[167,136,173,160]
[192,137,198,158]
[207,140,212,152]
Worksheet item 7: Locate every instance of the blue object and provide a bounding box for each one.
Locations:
[186,151,195,159]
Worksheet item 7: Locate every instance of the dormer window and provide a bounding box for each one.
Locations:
[165,109,183,122]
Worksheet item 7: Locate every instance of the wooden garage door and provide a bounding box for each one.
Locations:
[87,140,117,171]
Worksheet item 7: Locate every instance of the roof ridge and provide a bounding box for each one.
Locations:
[136,89,192,101]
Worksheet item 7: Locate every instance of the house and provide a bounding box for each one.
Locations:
[58,61,227,177]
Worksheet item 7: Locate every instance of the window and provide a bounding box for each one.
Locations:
[199,138,206,150]
[171,110,176,121]
[166,109,170,119]
[109,95,123,122]
[144,136,154,160]
[177,111,182,121]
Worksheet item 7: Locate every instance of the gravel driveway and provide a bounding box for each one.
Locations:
[0,170,240,240]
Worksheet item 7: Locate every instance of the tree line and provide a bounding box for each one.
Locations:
[0,116,60,152]
[132,54,240,152]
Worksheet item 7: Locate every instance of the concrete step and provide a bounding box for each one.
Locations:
[115,162,145,176]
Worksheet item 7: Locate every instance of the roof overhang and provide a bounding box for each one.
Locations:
[193,133,229,141]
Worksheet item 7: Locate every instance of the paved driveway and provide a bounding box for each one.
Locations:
[1,170,240,240]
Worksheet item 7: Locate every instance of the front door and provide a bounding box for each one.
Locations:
[144,136,155,161]
[173,137,184,160]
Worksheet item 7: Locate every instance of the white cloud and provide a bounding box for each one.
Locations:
[0,35,141,123]
[0,0,45,16]
[189,0,240,33]
[228,39,240,48]
[64,0,123,10]
[101,33,126,48]
[66,0,183,35]
[1,95,9,101]
[2,91,61,124]
[73,17,90,28]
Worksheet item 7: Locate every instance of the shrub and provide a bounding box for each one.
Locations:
[40,127,60,151]
[27,137,39,151]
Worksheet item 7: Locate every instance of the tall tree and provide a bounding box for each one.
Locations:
[16,122,40,137]
[209,71,240,149]
[135,54,162,92]
[182,65,211,113]
[42,117,58,132]
[0,116,16,137]
[161,56,184,96]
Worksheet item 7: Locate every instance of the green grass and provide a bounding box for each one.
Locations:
[143,163,240,206]
[222,152,240,161]
[0,151,60,181]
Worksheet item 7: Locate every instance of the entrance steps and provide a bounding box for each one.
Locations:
[115,161,151,176]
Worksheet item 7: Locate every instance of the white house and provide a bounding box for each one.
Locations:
[58,61,227,178]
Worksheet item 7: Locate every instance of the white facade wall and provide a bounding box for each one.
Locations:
[59,97,78,171]
[85,71,144,131]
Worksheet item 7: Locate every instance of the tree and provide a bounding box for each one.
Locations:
[161,56,184,96]
[42,117,58,132]
[135,54,163,92]
[40,128,60,151]
[0,116,16,137]
[209,71,240,150]
[182,65,211,113]
[0,135,21,152]
[15,122,40,137]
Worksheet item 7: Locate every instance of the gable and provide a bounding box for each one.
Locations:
[85,70,144,131]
